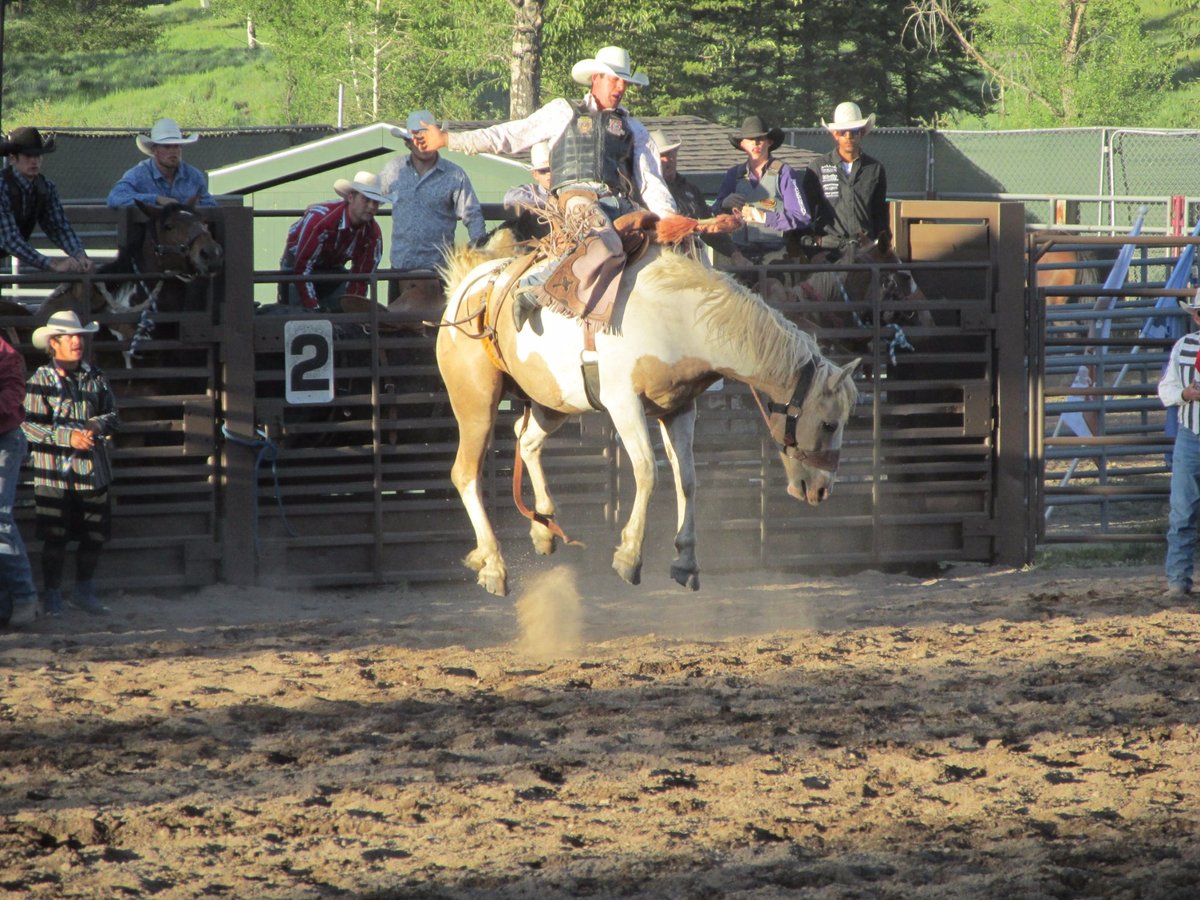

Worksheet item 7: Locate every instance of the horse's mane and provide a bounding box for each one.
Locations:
[441,237,522,297]
[639,250,822,388]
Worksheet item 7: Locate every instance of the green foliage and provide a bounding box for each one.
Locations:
[8,0,162,54]
[945,0,1179,127]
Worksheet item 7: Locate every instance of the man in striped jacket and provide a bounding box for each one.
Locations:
[22,311,119,616]
[1158,288,1200,598]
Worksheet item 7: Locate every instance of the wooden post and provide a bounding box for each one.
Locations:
[215,207,258,585]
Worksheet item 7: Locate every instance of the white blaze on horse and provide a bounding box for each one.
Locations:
[437,238,860,597]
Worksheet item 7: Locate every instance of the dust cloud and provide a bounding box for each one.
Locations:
[514,564,583,659]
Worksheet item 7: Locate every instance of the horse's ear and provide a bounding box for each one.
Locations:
[876,229,893,255]
[835,358,862,388]
[135,199,161,220]
[185,192,200,210]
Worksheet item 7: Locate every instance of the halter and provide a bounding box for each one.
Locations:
[750,358,842,472]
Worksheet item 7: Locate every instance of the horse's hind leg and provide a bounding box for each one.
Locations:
[606,396,657,587]
[515,405,569,556]
[659,402,700,591]
[437,327,508,596]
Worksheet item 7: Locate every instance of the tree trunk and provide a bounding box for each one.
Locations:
[200,0,210,9]
[508,0,544,119]
[246,15,257,50]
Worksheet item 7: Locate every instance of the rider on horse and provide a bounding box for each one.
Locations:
[412,46,677,330]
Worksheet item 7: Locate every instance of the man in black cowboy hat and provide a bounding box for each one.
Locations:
[0,127,94,276]
[711,116,814,266]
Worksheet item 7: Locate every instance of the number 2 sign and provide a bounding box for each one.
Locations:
[284,319,334,404]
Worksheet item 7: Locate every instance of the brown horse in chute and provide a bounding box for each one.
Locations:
[436,238,859,597]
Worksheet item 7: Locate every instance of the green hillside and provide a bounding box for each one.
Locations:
[3,0,1195,130]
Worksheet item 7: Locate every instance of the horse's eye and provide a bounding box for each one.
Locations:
[822,421,838,434]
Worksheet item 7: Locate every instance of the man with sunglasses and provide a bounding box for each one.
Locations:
[809,102,889,250]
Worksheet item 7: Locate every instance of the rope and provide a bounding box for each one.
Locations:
[220,422,297,554]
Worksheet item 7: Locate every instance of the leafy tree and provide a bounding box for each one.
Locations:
[9,0,161,54]
[908,0,1177,126]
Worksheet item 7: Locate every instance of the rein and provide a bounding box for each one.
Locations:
[512,404,584,546]
[748,358,842,472]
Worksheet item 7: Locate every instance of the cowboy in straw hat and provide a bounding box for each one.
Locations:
[1160,285,1200,598]
[277,170,387,313]
[108,118,216,208]
[711,116,815,266]
[22,308,119,617]
[379,109,486,293]
[0,126,94,275]
[808,101,889,246]
[502,141,554,242]
[409,47,676,329]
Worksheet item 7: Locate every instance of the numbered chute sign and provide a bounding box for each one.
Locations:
[284,319,335,404]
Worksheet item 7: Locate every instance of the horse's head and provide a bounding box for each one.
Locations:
[136,197,224,279]
[769,355,860,505]
[843,230,931,329]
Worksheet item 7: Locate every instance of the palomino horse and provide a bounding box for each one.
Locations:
[437,241,860,597]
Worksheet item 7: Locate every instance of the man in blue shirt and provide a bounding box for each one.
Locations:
[107,118,216,209]
[380,110,486,304]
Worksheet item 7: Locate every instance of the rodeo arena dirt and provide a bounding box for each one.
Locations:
[1,558,1198,898]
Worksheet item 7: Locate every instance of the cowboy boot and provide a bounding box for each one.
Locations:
[513,289,541,331]
[70,581,109,616]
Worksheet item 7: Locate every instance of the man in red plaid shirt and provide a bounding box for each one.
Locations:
[279,171,388,312]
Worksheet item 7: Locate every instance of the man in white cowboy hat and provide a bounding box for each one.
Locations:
[412,46,676,328]
[1158,287,1200,599]
[278,171,388,313]
[502,140,553,242]
[23,310,119,617]
[711,116,815,266]
[0,126,94,275]
[381,110,486,269]
[107,117,216,209]
[809,101,889,246]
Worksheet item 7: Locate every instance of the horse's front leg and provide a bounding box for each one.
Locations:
[607,399,656,587]
[515,405,568,556]
[438,329,508,596]
[659,402,700,591]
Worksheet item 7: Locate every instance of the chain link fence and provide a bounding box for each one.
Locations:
[783,126,1200,234]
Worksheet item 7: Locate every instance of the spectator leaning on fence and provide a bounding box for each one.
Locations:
[23,310,120,618]
[107,118,217,209]
[1158,288,1200,599]
[278,171,388,314]
[0,127,94,275]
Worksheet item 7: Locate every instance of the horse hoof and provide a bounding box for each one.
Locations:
[477,569,508,597]
[531,533,557,557]
[671,565,700,592]
[613,554,641,586]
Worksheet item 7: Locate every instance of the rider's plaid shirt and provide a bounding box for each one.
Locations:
[22,361,119,490]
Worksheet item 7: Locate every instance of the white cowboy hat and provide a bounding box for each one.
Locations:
[571,46,648,87]
[333,170,389,204]
[822,101,877,135]
[32,309,99,350]
[648,129,681,155]
[1177,286,1200,311]
[136,118,200,155]
[390,110,438,142]
[530,141,551,172]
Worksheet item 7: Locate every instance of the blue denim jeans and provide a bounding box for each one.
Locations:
[1165,426,1200,589]
[0,426,37,609]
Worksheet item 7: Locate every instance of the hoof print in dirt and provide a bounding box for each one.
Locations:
[745,824,789,844]
[646,769,698,792]
[515,786,557,802]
